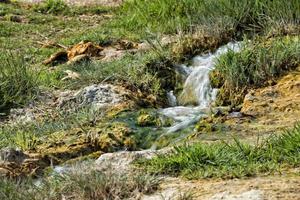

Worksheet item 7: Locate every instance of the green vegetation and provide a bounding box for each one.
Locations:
[213,36,300,106]
[67,51,166,96]
[32,0,69,15]
[1,1,300,196]
[113,0,300,38]
[0,106,105,149]
[140,124,300,179]
[0,170,159,200]
[0,53,38,112]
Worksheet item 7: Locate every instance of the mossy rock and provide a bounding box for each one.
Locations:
[136,110,174,127]
[195,116,227,134]
[136,113,158,127]
[94,122,137,152]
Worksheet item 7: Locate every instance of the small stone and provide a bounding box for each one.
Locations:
[61,70,80,81]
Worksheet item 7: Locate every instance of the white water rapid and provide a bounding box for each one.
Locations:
[161,42,241,133]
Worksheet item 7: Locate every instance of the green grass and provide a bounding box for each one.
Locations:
[213,35,300,106]
[0,52,39,112]
[0,107,103,150]
[65,49,172,97]
[0,169,159,200]
[140,124,300,179]
[32,0,69,15]
[113,0,300,37]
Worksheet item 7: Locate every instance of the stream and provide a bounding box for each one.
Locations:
[160,42,241,134]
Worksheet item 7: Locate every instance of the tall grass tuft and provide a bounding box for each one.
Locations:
[0,170,159,200]
[213,36,300,106]
[32,0,69,15]
[0,52,38,112]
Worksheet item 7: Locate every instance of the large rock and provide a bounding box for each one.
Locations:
[95,148,171,172]
[57,84,128,111]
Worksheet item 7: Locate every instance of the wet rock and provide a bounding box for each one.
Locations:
[137,113,158,127]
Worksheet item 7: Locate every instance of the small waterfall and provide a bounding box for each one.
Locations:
[160,42,241,133]
[167,91,177,107]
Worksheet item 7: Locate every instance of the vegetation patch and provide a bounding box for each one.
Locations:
[0,169,159,200]
[140,124,300,179]
[212,36,300,106]
[0,52,39,113]
[112,0,299,39]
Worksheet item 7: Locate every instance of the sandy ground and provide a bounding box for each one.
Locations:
[144,174,300,200]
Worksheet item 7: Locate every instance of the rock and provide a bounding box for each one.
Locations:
[100,47,126,62]
[9,108,36,124]
[210,190,263,200]
[94,122,136,152]
[212,106,231,117]
[6,15,22,22]
[95,148,171,172]
[137,113,158,127]
[43,42,103,66]
[74,84,125,110]
[0,148,42,178]
[227,112,243,119]
[0,148,28,165]
[142,187,179,200]
[61,70,80,81]
[67,41,103,60]
[56,84,129,112]
[241,70,300,117]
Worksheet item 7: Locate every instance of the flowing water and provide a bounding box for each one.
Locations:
[161,42,241,133]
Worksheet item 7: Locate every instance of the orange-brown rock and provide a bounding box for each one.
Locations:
[67,41,104,60]
[242,68,300,117]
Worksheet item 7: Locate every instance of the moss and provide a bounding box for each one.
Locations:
[93,122,137,152]
[136,113,157,127]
